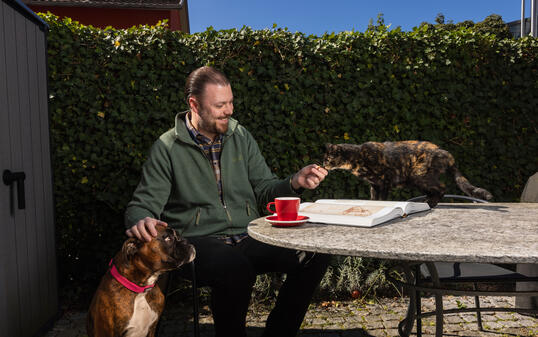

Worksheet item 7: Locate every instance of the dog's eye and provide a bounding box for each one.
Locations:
[164,235,171,242]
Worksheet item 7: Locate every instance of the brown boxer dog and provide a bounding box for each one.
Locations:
[87,225,195,337]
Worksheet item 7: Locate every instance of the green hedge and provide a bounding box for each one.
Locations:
[41,14,538,288]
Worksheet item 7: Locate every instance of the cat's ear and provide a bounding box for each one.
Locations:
[325,143,333,151]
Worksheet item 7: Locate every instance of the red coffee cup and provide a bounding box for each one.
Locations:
[266,197,300,221]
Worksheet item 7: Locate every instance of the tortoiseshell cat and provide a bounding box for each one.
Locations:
[323,141,493,207]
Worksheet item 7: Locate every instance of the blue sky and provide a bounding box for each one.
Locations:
[189,0,524,36]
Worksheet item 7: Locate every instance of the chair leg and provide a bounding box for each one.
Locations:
[424,262,444,337]
[474,283,484,331]
[434,293,444,337]
[191,261,200,337]
[415,265,422,337]
[416,289,422,337]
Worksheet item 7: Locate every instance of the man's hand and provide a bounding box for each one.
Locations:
[291,164,328,190]
[126,217,168,242]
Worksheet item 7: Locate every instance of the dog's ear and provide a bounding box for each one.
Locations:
[122,238,139,258]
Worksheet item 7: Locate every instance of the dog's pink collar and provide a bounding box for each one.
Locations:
[109,259,155,293]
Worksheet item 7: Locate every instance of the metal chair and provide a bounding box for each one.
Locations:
[156,261,200,337]
[388,195,538,337]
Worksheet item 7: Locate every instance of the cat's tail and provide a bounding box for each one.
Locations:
[450,166,493,201]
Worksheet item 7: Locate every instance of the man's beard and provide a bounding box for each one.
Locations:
[199,108,229,136]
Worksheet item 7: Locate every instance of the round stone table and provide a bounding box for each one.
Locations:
[248,203,538,264]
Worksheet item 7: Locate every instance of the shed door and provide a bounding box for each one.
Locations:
[0,2,58,336]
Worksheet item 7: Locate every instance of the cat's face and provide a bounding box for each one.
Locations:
[323,143,347,170]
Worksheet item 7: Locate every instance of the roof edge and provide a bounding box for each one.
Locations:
[4,0,49,30]
[23,1,184,10]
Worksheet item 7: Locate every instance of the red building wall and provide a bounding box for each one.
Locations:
[28,5,183,31]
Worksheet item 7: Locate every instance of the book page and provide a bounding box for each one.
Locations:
[300,203,386,217]
[314,199,430,215]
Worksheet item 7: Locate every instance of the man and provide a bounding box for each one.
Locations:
[125,66,330,337]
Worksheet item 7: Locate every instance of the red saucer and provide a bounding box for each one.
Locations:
[265,215,309,227]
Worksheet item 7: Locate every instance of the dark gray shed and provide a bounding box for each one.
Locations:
[1,0,58,336]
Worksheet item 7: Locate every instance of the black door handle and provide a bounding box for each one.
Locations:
[3,170,26,210]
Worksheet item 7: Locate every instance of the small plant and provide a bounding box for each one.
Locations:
[456,299,468,309]
[252,273,283,302]
[318,256,400,301]
[247,256,401,303]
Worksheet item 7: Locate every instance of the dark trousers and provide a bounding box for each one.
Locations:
[177,236,330,337]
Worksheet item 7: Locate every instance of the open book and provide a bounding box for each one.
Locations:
[299,199,430,227]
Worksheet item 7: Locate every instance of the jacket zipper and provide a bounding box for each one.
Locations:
[223,202,232,222]
[195,207,201,226]
[220,148,233,223]
[190,142,232,224]
[220,141,233,224]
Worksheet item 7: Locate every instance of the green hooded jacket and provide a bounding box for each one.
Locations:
[125,111,299,237]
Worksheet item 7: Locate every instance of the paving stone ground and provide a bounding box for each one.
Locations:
[44,296,537,337]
